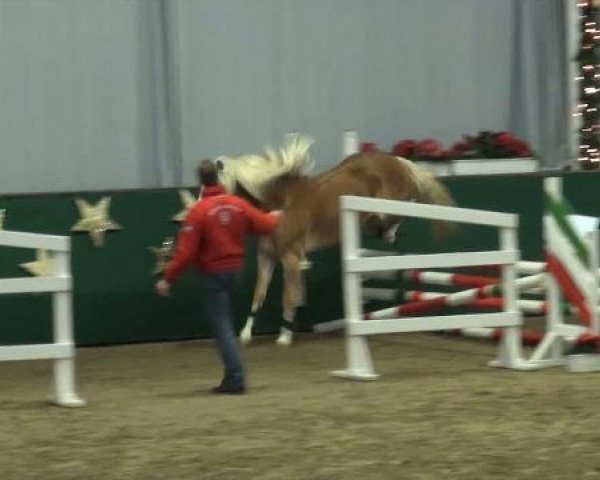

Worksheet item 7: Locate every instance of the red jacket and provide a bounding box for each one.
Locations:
[164,185,279,283]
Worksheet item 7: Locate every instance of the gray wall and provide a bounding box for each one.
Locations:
[0,0,156,192]
[0,0,565,194]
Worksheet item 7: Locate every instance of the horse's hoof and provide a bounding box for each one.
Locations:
[299,260,312,271]
[276,335,293,347]
[239,330,253,345]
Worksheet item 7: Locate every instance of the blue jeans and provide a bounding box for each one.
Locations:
[200,271,245,388]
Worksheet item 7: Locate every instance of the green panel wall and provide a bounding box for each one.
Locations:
[392,174,544,261]
[0,171,598,346]
[0,190,201,346]
[563,172,600,217]
[0,188,343,346]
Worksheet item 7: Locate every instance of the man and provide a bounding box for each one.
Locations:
[155,159,280,394]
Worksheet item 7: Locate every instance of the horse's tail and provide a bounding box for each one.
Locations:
[400,158,458,242]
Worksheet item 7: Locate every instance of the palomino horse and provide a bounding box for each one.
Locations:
[216,134,456,346]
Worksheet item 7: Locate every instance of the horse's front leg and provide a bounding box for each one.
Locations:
[240,237,276,345]
[368,214,404,245]
[383,217,404,245]
[277,252,303,346]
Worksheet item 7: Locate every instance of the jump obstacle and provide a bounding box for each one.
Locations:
[317,132,569,335]
[0,230,85,407]
[330,193,529,380]
[326,140,600,378]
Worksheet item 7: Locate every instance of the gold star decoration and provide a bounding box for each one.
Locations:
[148,236,175,275]
[20,249,55,277]
[172,190,197,222]
[0,209,5,229]
[71,197,121,247]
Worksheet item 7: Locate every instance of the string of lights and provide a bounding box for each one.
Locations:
[575,0,600,169]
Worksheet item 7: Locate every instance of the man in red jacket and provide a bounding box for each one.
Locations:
[155,159,280,394]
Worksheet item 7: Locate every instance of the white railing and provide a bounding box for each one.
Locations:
[0,230,85,407]
[332,195,533,380]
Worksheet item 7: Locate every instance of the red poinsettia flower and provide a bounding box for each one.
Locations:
[495,132,532,157]
[415,138,444,158]
[360,142,379,153]
[392,139,418,157]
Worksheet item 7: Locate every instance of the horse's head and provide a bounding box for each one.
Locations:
[215,134,314,211]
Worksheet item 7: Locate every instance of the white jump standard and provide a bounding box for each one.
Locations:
[331,195,533,380]
[0,230,85,407]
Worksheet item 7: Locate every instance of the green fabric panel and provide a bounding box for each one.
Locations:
[388,174,544,261]
[0,188,342,346]
[0,190,202,346]
[563,171,600,217]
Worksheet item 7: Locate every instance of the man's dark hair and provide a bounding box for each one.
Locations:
[197,159,219,187]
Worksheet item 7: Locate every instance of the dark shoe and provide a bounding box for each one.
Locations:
[212,384,246,395]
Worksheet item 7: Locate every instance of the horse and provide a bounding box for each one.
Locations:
[215,134,456,346]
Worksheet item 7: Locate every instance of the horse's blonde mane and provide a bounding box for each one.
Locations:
[218,134,314,202]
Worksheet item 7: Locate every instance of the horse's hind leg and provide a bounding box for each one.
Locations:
[240,237,276,344]
[277,251,303,346]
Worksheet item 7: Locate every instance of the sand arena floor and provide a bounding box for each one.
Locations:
[1,332,600,480]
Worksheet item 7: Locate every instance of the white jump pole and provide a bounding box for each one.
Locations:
[342,130,360,157]
[52,248,85,407]
[331,199,379,380]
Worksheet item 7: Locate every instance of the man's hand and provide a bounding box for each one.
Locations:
[155,279,171,297]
